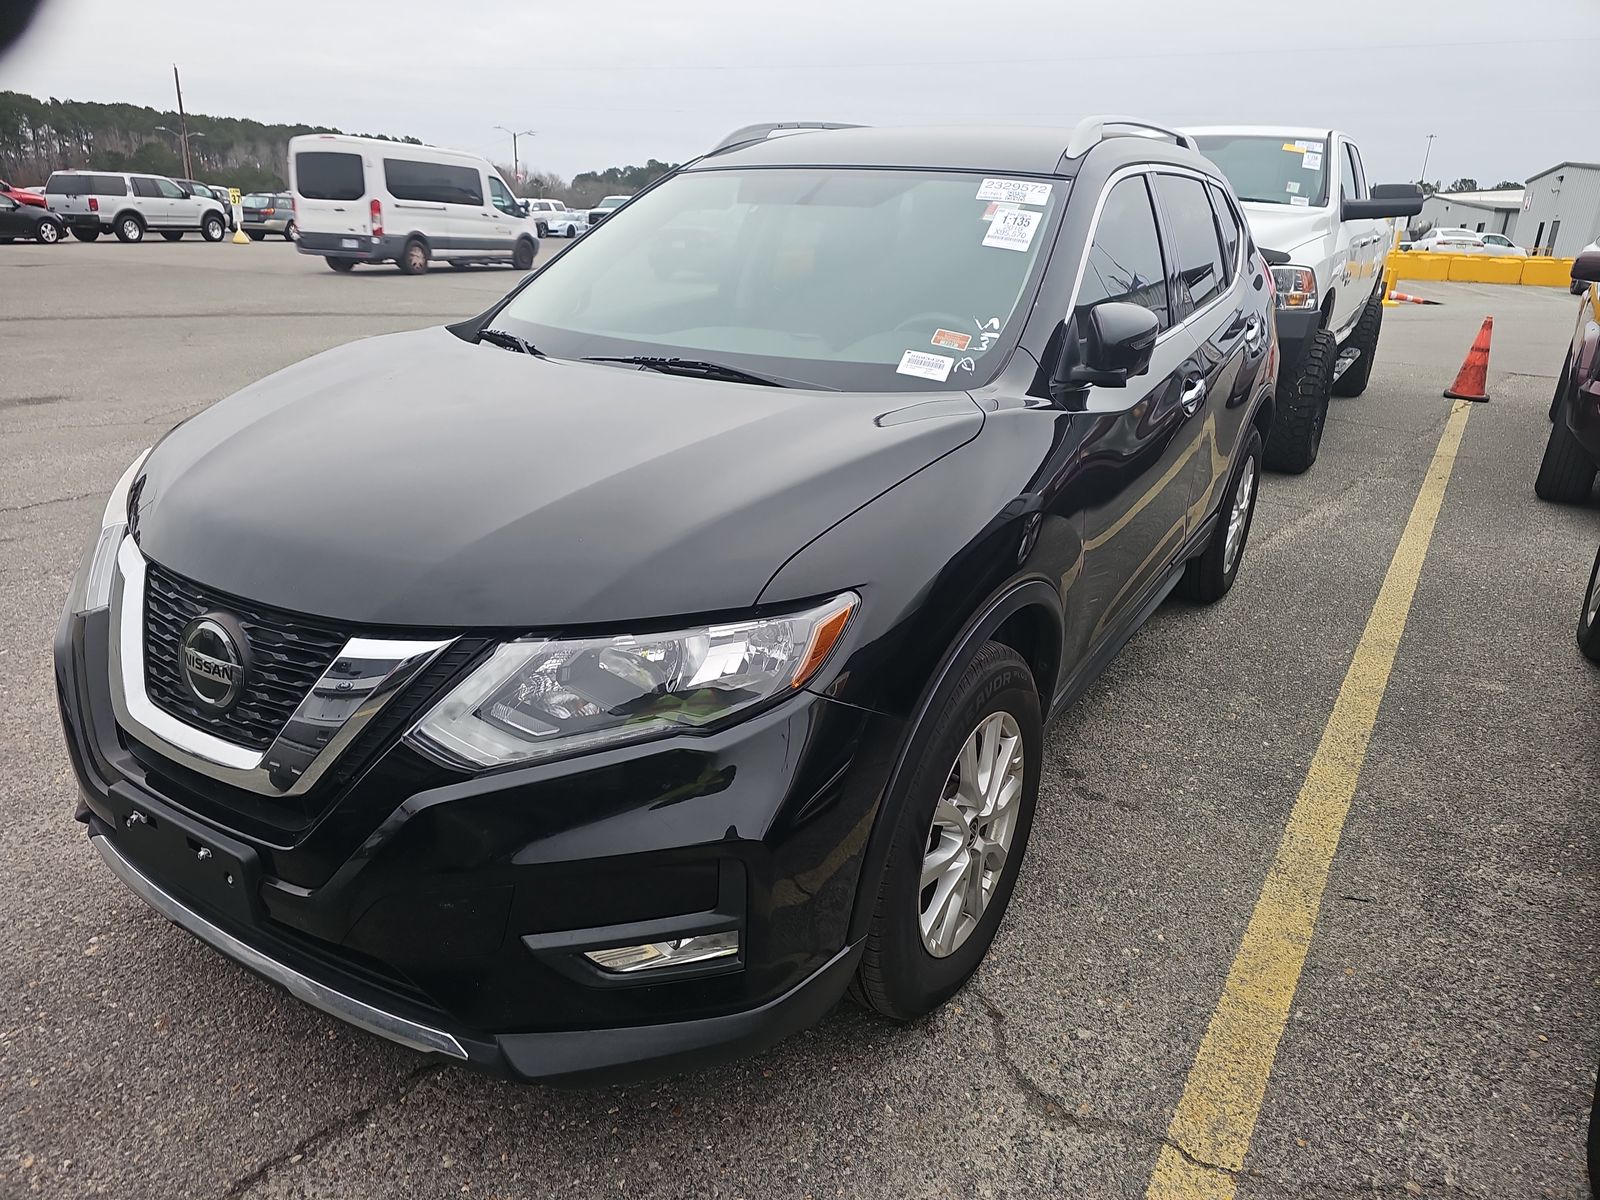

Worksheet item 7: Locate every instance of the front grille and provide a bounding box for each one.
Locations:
[144,561,349,751]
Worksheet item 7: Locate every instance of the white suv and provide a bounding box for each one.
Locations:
[524,198,581,238]
[44,170,229,243]
[1187,127,1422,473]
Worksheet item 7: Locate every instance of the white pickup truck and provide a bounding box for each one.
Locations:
[1186,127,1424,472]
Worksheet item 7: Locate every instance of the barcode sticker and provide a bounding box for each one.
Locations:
[983,207,1041,252]
[897,350,955,382]
[975,178,1052,206]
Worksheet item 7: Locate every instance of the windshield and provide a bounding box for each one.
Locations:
[1191,135,1329,208]
[598,195,628,208]
[494,166,1062,392]
[242,193,273,206]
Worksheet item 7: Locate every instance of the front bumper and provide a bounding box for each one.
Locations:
[57,594,900,1084]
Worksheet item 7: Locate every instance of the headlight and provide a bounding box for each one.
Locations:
[1271,266,1318,310]
[406,592,858,770]
[64,448,150,615]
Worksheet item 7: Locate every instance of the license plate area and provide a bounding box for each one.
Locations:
[340,237,359,249]
[103,786,263,927]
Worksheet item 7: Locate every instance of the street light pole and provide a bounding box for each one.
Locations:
[1419,133,1436,187]
[173,65,193,179]
[494,126,536,187]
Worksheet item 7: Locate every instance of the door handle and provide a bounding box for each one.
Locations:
[1179,377,1207,416]
[1244,317,1263,347]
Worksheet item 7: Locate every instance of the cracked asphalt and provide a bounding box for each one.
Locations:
[2,243,1596,1199]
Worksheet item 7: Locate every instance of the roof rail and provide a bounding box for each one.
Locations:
[1063,116,1192,161]
[706,121,866,158]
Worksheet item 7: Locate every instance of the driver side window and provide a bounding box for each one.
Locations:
[156,178,185,199]
[489,177,521,216]
[1076,176,1171,331]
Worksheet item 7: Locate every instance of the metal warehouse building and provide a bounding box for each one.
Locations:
[1520,161,1600,256]
[1415,188,1523,237]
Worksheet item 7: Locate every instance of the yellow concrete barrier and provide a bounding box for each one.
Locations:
[1385,250,1576,287]
[1520,257,1577,287]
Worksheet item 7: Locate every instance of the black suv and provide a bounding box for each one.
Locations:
[56,118,1278,1084]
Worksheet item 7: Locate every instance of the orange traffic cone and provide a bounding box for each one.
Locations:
[1443,317,1493,402]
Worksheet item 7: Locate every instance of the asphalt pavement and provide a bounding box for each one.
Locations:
[2,240,1596,1199]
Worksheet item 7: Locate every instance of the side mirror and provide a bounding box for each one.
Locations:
[518,200,530,217]
[1572,249,1600,286]
[1341,182,1424,221]
[1053,302,1160,398]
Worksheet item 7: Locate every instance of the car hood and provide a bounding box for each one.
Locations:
[132,328,983,628]
[1239,201,1337,262]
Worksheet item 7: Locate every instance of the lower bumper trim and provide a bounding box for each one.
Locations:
[90,831,468,1060]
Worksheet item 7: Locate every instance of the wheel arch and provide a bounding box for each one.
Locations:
[1318,286,1336,330]
[843,578,1063,945]
[113,207,145,230]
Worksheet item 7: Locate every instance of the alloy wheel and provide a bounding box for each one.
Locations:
[39,221,59,243]
[1586,561,1600,630]
[1223,457,1257,573]
[919,711,1025,957]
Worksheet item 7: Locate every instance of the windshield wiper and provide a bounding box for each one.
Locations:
[581,355,828,390]
[479,328,544,356]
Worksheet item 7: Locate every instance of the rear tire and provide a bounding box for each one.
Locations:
[1331,294,1383,397]
[850,642,1042,1021]
[1578,547,1600,664]
[70,227,100,242]
[115,214,144,243]
[1535,404,1598,504]
[202,213,225,242]
[325,256,355,273]
[1178,428,1263,604]
[536,220,548,238]
[247,230,264,241]
[512,238,536,270]
[160,231,183,242]
[283,220,297,242]
[396,238,428,274]
[1264,328,1336,474]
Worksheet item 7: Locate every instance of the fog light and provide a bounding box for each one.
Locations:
[583,931,739,974]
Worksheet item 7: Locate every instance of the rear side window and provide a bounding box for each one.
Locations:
[1207,183,1242,285]
[45,174,79,194]
[384,158,483,206]
[1154,173,1227,317]
[1076,175,1170,331]
[296,151,365,201]
[95,175,128,196]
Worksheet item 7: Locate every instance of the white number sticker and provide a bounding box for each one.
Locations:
[975,178,1052,206]
[1302,151,1323,171]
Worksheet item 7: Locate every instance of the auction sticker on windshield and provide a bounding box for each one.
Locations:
[975,178,1052,206]
[932,329,972,351]
[983,208,1041,252]
[897,350,955,382]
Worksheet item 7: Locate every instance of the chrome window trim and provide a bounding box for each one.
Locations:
[91,832,468,1060]
[108,536,454,797]
[1063,162,1246,347]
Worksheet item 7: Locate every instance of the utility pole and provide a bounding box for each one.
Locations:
[1419,133,1436,188]
[494,126,535,188]
[173,64,193,178]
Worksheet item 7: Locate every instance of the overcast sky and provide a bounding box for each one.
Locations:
[4,0,1597,185]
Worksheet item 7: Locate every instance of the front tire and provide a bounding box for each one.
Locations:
[160,230,183,242]
[115,214,144,243]
[536,220,548,238]
[1535,404,1598,503]
[247,230,264,241]
[325,256,355,272]
[851,642,1042,1021]
[36,220,62,244]
[512,237,536,270]
[1578,547,1600,664]
[396,238,428,274]
[1178,427,1263,603]
[202,213,226,242]
[70,227,100,242]
[1331,294,1383,397]
[1264,327,1336,474]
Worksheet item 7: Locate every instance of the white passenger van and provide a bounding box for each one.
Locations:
[289,134,539,274]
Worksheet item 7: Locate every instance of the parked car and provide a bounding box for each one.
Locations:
[57,116,1277,1085]
[1412,228,1484,253]
[290,134,538,273]
[1535,246,1600,503]
[1,177,47,208]
[1480,232,1527,257]
[43,170,228,243]
[177,180,237,231]
[1187,126,1422,473]
[585,193,630,227]
[0,192,65,243]
[241,192,297,241]
[1575,241,1600,296]
[523,198,582,238]
[1580,546,1600,663]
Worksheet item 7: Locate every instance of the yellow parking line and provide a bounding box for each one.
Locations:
[1144,400,1474,1199]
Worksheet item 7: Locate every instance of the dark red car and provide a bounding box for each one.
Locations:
[1537,247,1600,504]
[0,178,47,208]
